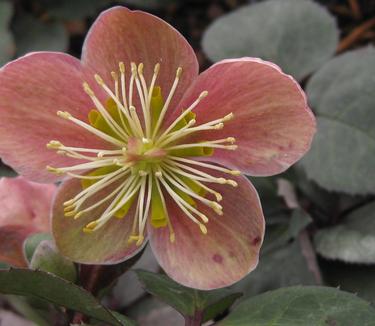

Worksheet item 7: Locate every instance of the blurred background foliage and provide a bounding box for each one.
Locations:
[1,0,375,325]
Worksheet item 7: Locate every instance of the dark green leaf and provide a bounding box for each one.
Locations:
[314,201,375,263]
[0,1,15,66]
[322,260,375,304]
[202,0,338,80]
[301,47,375,194]
[13,14,68,56]
[219,286,375,326]
[23,233,52,263]
[30,240,77,282]
[0,269,134,325]
[233,240,316,299]
[136,270,241,320]
[39,0,107,20]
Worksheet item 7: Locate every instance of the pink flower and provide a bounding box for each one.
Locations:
[0,177,56,267]
[0,7,315,289]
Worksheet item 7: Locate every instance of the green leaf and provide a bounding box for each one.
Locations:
[23,233,52,263]
[322,261,375,304]
[38,0,107,20]
[301,47,375,194]
[136,270,241,321]
[314,201,375,263]
[0,1,15,66]
[30,240,77,282]
[202,0,338,80]
[0,269,134,326]
[119,0,177,9]
[233,240,316,299]
[219,286,375,326]
[13,14,68,56]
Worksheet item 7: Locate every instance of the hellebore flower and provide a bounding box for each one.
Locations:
[0,7,315,289]
[0,177,56,267]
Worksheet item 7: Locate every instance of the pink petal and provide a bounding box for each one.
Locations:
[82,6,198,112]
[148,174,265,290]
[0,225,36,267]
[0,176,56,230]
[173,58,316,176]
[0,52,110,183]
[52,178,146,264]
[0,176,56,267]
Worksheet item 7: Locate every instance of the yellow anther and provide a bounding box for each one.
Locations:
[46,141,61,149]
[176,67,183,78]
[227,180,238,187]
[227,137,236,143]
[154,63,160,74]
[64,210,77,217]
[74,212,84,219]
[210,202,223,215]
[142,138,151,144]
[83,227,94,234]
[229,170,241,176]
[64,205,75,212]
[57,111,72,119]
[64,199,75,206]
[128,235,139,244]
[136,235,145,246]
[85,221,98,230]
[155,171,162,178]
[199,90,208,99]
[46,166,63,175]
[111,71,118,81]
[119,61,125,73]
[97,152,105,158]
[214,123,224,130]
[94,74,104,85]
[187,119,196,127]
[214,192,223,202]
[227,145,238,150]
[57,150,66,156]
[198,213,209,223]
[139,170,148,176]
[138,63,144,75]
[131,62,137,75]
[199,223,208,234]
[113,159,122,166]
[217,177,227,184]
[223,113,234,121]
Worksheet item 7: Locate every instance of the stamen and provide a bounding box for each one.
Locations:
[162,168,223,215]
[152,67,182,138]
[147,63,160,107]
[119,62,128,109]
[84,81,128,140]
[154,174,175,242]
[156,90,208,144]
[157,173,209,224]
[56,111,125,147]
[170,156,241,176]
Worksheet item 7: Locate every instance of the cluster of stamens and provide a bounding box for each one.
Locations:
[47,62,239,245]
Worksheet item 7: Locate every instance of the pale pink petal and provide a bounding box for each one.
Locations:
[0,52,111,183]
[0,225,35,267]
[148,174,265,290]
[52,178,146,264]
[173,58,316,176]
[0,176,56,230]
[82,6,198,112]
[0,176,56,267]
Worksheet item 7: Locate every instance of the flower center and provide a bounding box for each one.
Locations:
[47,62,239,246]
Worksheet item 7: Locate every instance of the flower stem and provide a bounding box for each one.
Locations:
[184,311,204,326]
